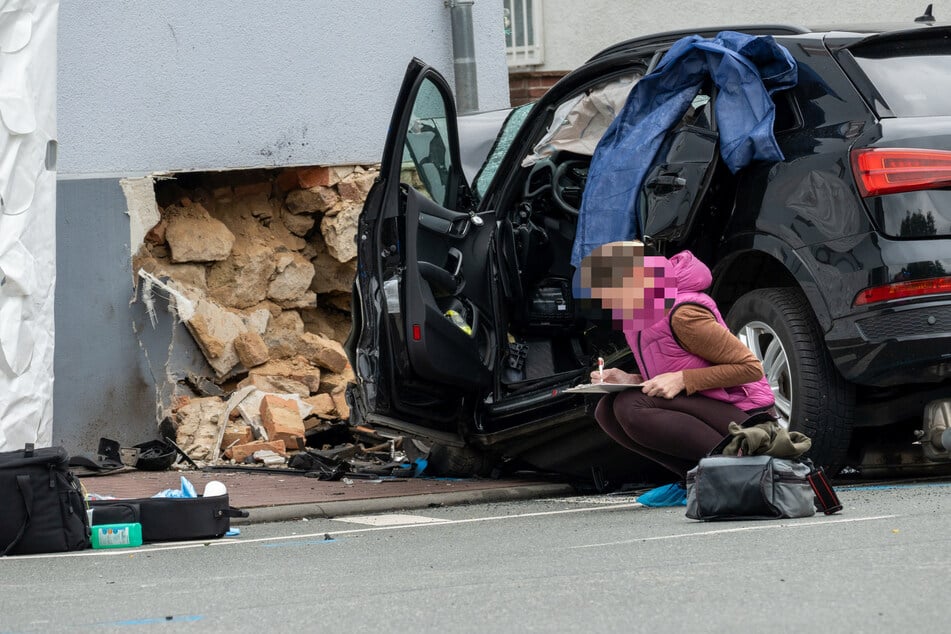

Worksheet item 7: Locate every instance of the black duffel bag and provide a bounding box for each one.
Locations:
[1,443,91,556]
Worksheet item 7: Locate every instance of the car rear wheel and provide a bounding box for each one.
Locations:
[726,287,854,469]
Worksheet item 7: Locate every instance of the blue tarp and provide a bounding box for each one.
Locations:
[570,31,798,267]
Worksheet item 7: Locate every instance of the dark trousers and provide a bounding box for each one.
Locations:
[594,390,753,479]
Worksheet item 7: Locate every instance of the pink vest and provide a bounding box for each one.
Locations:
[626,291,774,412]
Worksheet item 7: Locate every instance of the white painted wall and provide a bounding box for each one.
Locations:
[536,0,935,71]
[57,0,510,176]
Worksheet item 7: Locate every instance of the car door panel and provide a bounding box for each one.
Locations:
[641,97,719,250]
[349,58,498,426]
[642,125,718,243]
[403,186,494,388]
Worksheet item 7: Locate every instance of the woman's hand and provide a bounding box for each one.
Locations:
[590,368,643,385]
[641,371,685,399]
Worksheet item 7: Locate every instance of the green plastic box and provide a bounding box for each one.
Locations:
[91,523,143,549]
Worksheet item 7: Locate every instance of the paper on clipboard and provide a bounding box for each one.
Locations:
[562,382,644,394]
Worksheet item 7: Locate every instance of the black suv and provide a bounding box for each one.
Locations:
[346,23,951,480]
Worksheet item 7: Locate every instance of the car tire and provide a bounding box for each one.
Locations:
[725,287,854,469]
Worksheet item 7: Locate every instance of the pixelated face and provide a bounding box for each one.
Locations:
[576,242,678,330]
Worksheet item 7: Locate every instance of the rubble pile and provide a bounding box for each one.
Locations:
[134,165,380,467]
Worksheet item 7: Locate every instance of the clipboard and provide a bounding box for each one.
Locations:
[562,382,644,394]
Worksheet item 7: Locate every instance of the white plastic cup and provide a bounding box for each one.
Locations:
[202,480,227,497]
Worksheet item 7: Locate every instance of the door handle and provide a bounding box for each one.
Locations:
[645,174,687,191]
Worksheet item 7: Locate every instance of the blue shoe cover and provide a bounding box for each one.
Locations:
[636,483,687,507]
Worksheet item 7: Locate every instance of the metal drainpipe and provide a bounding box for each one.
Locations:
[446,0,479,114]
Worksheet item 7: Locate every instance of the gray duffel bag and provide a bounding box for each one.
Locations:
[685,454,817,521]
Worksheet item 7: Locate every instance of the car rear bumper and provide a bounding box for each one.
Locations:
[826,297,951,386]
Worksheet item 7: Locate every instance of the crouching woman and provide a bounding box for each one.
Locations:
[578,241,775,480]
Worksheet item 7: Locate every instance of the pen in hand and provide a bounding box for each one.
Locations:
[598,357,604,383]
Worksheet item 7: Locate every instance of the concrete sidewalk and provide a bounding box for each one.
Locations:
[78,468,576,525]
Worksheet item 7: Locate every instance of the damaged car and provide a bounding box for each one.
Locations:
[346,22,951,481]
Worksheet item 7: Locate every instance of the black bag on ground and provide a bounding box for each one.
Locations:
[685,455,818,520]
[0,444,91,556]
[90,494,248,542]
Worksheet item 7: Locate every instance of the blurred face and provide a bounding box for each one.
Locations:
[578,242,678,330]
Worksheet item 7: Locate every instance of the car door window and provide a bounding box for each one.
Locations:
[473,103,533,201]
[402,78,455,208]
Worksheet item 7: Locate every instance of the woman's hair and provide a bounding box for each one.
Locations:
[578,240,649,292]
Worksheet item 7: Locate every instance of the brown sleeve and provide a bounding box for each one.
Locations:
[669,304,765,394]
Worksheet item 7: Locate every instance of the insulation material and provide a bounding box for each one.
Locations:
[0,1,58,450]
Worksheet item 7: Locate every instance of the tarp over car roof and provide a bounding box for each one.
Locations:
[571,31,798,267]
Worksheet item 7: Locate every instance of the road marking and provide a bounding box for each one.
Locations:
[8,505,892,560]
[333,513,449,526]
[3,502,644,559]
[546,495,642,505]
[569,514,900,549]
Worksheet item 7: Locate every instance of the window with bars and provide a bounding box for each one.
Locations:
[504,0,544,67]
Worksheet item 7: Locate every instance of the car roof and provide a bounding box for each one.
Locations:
[587,22,951,62]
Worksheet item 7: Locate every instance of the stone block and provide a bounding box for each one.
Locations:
[318,368,354,395]
[226,439,287,462]
[304,393,336,419]
[331,389,350,421]
[247,356,321,394]
[134,254,207,291]
[298,332,349,373]
[309,234,357,294]
[165,202,235,263]
[336,171,375,202]
[268,252,315,303]
[260,394,306,444]
[237,373,310,398]
[320,202,360,262]
[234,331,269,368]
[183,294,250,377]
[174,396,225,462]
[222,423,253,449]
[206,239,276,309]
[285,186,338,214]
[187,314,226,359]
[297,166,338,189]
[275,292,317,310]
[282,207,317,236]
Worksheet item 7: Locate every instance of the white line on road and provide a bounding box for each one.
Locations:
[333,513,450,526]
[3,502,644,559]
[4,506,897,560]
[569,514,900,549]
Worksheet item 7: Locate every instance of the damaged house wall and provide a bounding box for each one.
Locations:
[52,1,510,454]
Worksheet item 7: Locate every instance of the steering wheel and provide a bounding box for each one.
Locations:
[552,159,589,216]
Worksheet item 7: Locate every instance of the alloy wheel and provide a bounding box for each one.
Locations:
[736,320,793,427]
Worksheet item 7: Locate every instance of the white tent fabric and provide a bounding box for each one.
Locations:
[0,0,57,450]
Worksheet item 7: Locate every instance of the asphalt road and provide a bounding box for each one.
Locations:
[2,479,950,633]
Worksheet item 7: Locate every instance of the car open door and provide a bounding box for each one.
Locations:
[348,59,498,429]
[639,88,719,252]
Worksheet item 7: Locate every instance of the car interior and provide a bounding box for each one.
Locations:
[493,72,722,399]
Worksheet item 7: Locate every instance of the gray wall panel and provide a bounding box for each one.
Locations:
[53,178,157,453]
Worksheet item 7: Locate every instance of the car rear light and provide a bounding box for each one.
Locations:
[412,324,421,341]
[851,148,951,197]
[853,276,951,306]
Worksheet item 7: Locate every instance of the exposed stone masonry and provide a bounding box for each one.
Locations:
[135,165,377,463]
